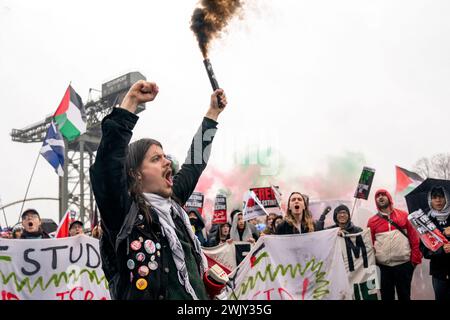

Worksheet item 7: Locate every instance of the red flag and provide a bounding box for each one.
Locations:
[55,210,75,238]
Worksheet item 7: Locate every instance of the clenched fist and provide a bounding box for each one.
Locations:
[120,80,159,114]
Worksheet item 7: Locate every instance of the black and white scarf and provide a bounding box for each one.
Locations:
[143,193,207,300]
[428,188,450,225]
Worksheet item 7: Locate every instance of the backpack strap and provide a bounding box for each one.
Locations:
[377,213,408,238]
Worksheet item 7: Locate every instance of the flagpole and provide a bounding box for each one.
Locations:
[0,196,9,228]
[18,150,41,223]
[350,198,359,220]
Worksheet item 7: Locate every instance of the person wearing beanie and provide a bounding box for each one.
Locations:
[327,204,362,235]
[367,189,422,300]
[20,208,50,239]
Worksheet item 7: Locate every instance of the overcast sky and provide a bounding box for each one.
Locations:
[1,0,449,226]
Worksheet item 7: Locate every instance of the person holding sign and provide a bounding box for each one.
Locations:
[367,189,422,300]
[419,186,450,300]
[275,192,320,235]
[90,80,227,300]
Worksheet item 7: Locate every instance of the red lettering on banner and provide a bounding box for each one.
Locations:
[252,188,275,201]
[1,290,20,300]
[56,287,108,300]
[56,290,70,300]
[84,290,94,300]
[263,288,274,300]
[251,287,294,300]
[70,286,83,300]
[301,277,310,300]
[278,287,294,300]
[251,290,261,300]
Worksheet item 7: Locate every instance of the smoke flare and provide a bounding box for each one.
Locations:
[191,0,243,58]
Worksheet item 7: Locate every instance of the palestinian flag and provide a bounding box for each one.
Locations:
[395,166,424,196]
[53,85,86,141]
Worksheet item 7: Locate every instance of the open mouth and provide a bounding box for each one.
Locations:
[294,205,300,210]
[164,169,173,187]
[28,222,33,227]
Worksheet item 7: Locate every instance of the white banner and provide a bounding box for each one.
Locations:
[203,241,252,273]
[224,228,353,300]
[0,235,110,300]
[338,228,379,300]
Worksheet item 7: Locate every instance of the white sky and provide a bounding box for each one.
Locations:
[1,0,449,226]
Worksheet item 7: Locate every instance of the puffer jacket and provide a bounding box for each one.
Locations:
[367,189,422,266]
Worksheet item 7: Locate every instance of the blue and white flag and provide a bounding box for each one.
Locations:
[40,121,65,176]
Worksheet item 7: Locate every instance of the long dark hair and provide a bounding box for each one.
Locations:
[215,222,232,243]
[285,192,314,232]
[126,138,163,223]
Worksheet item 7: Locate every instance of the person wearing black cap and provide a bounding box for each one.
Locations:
[327,204,363,235]
[21,209,50,239]
[69,220,85,237]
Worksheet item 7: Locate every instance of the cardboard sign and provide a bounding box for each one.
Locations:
[354,167,376,200]
[408,209,449,252]
[242,191,269,221]
[213,194,227,224]
[186,192,204,215]
[250,187,280,208]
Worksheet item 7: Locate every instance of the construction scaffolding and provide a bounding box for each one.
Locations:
[10,72,146,228]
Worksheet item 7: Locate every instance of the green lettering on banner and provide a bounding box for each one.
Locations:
[232,256,330,300]
[353,280,378,300]
[0,269,108,294]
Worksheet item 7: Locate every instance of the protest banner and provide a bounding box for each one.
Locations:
[250,187,280,209]
[224,229,353,300]
[338,228,379,300]
[185,192,204,215]
[202,241,252,274]
[0,235,110,300]
[242,190,269,221]
[213,194,227,224]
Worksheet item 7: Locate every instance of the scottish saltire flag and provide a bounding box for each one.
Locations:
[53,85,86,141]
[40,121,65,176]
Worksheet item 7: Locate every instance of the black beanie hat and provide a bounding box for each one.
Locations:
[333,205,350,224]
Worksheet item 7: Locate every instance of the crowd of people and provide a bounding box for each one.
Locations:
[0,208,102,240]
[1,80,448,301]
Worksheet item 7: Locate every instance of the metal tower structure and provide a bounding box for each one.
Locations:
[10,72,146,228]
